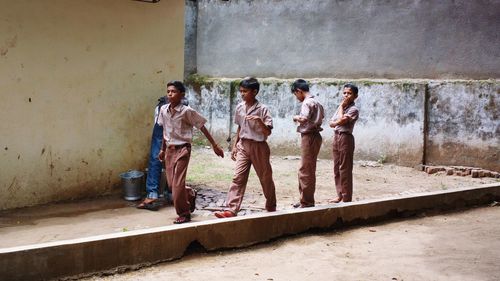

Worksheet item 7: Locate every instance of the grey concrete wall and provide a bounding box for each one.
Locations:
[194,0,500,79]
[186,79,499,170]
[184,0,198,77]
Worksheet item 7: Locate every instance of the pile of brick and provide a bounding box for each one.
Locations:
[422,165,500,178]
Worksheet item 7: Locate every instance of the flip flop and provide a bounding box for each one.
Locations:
[136,199,157,209]
[142,200,163,211]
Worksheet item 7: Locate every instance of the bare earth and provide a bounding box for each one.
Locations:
[83,206,500,281]
[0,147,497,248]
[187,148,498,214]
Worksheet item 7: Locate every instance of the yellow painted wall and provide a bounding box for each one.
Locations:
[0,0,185,209]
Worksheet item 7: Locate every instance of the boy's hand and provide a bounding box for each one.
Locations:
[341,96,353,108]
[213,145,224,158]
[158,150,165,162]
[329,120,337,128]
[231,148,238,161]
[245,115,261,122]
[293,115,306,124]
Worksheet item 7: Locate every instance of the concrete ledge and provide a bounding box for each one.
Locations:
[1,183,499,280]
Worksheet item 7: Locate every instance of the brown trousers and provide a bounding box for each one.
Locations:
[165,145,195,217]
[332,133,355,202]
[227,139,277,213]
[298,132,323,206]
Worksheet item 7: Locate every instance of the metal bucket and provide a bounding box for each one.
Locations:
[120,170,144,201]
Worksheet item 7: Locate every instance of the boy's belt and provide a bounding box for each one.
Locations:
[167,143,191,150]
[334,130,351,135]
[241,138,265,143]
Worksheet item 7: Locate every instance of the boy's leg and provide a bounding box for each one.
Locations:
[298,133,322,207]
[249,141,277,211]
[338,134,355,202]
[226,141,252,214]
[144,125,163,200]
[166,146,192,217]
[332,135,342,200]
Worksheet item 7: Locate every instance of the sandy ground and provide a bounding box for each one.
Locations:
[0,147,497,248]
[187,148,498,211]
[82,206,500,281]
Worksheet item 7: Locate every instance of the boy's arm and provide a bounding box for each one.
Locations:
[330,104,357,127]
[245,115,272,136]
[293,115,307,124]
[293,101,310,124]
[158,138,167,161]
[231,126,241,161]
[200,125,224,158]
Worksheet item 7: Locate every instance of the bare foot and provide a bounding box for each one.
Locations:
[328,197,343,203]
[136,198,157,209]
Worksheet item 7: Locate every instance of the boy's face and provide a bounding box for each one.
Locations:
[293,89,306,102]
[239,86,257,103]
[342,87,356,104]
[167,85,184,105]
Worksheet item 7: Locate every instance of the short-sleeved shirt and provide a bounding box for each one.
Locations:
[330,102,359,134]
[157,103,207,145]
[297,96,325,134]
[234,100,273,142]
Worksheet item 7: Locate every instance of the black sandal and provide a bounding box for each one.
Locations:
[136,199,156,209]
[142,200,163,211]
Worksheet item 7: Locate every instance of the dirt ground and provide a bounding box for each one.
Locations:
[0,147,497,248]
[83,206,500,281]
[187,147,497,214]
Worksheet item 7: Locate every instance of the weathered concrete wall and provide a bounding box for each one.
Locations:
[194,0,500,79]
[426,81,499,170]
[186,79,498,170]
[0,0,185,210]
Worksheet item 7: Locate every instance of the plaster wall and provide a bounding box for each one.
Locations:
[426,81,499,170]
[0,0,185,210]
[186,79,498,170]
[195,0,500,79]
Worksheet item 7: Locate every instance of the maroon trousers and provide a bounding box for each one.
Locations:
[332,132,355,202]
[164,145,195,217]
[298,132,322,207]
[226,139,277,213]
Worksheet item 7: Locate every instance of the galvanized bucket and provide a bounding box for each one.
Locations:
[120,170,144,201]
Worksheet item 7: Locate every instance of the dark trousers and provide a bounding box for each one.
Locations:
[298,132,322,206]
[332,133,355,202]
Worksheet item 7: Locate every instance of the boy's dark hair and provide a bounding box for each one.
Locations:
[167,80,186,93]
[239,77,260,93]
[291,79,309,93]
[344,83,359,97]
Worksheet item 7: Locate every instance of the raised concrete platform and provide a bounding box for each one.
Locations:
[1,183,499,280]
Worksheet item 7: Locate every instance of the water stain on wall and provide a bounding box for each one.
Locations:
[0,35,17,57]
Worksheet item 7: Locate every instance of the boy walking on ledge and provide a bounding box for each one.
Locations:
[158,81,224,224]
[291,79,324,208]
[215,77,277,218]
